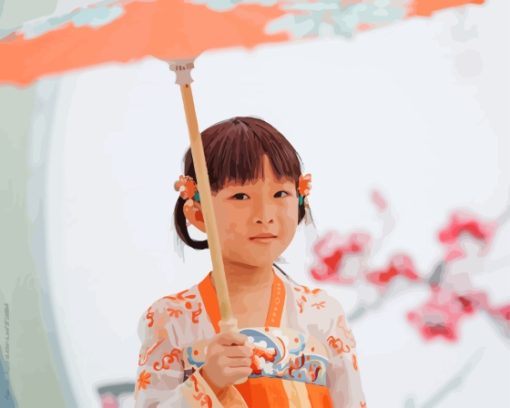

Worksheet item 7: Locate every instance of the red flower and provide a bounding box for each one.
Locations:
[366,254,420,287]
[406,286,486,342]
[489,304,510,321]
[438,211,496,260]
[310,231,370,284]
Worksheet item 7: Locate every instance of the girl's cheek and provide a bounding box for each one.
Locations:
[224,220,244,241]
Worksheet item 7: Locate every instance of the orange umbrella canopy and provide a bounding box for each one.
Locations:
[0,0,484,86]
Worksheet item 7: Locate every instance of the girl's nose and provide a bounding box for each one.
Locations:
[253,199,276,224]
[256,217,274,224]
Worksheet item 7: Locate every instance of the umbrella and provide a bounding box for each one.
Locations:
[0,0,485,340]
[0,0,484,86]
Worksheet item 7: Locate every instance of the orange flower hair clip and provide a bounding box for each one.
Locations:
[173,175,200,202]
[298,173,312,205]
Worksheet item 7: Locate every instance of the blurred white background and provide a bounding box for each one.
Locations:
[1,0,509,406]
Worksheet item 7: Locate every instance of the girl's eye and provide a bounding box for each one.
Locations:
[275,191,289,198]
[232,193,249,200]
[230,191,290,200]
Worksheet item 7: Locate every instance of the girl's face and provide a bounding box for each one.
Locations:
[184,155,299,267]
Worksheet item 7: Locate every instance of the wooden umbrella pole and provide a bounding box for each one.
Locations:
[169,59,238,334]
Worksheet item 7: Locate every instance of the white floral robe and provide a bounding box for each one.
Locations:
[134,267,367,407]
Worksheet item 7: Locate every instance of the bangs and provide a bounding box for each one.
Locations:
[184,117,303,192]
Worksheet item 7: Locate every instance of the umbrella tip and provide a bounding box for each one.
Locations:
[165,58,196,85]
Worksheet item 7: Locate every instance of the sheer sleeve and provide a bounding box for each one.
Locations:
[323,296,367,408]
[134,299,240,408]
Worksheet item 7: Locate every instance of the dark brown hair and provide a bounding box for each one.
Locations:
[174,116,308,250]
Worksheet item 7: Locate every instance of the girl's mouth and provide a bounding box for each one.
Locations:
[249,233,277,240]
[249,237,277,244]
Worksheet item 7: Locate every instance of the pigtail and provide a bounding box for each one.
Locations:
[173,197,209,250]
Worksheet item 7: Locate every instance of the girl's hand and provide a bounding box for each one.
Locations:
[200,331,253,393]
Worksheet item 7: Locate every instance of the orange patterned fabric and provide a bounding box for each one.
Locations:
[198,271,285,332]
[306,382,335,407]
[134,267,367,407]
[234,377,290,407]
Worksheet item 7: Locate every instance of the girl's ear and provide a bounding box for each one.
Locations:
[182,200,206,233]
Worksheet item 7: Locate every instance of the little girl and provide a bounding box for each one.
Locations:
[134,117,366,407]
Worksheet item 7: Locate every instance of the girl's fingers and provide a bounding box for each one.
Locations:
[223,345,253,358]
[223,366,253,379]
[217,331,249,346]
[217,355,251,368]
[226,357,252,367]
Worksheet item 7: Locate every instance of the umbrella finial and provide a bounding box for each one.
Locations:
[167,58,196,85]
